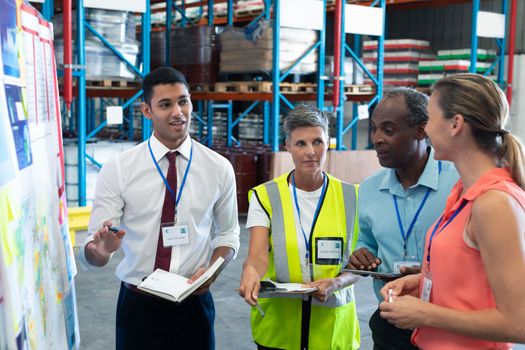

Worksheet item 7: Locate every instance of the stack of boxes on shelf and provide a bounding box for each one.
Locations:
[151,26,222,86]
[147,0,227,27]
[54,9,140,81]
[418,48,496,86]
[364,39,435,88]
[220,21,318,75]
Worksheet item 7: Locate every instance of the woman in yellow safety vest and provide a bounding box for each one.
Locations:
[239,104,361,350]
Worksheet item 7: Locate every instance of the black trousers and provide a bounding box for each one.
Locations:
[116,283,215,350]
[369,308,419,350]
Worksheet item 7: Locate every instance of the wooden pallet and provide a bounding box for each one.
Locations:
[85,80,139,88]
[234,7,264,18]
[342,84,375,94]
[215,81,273,93]
[280,82,316,93]
[190,83,214,92]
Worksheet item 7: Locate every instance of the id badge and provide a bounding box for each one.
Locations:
[315,237,343,265]
[392,258,421,274]
[421,272,432,302]
[161,222,190,247]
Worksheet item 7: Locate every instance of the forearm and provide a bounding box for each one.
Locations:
[243,254,268,279]
[423,303,525,343]
[211,246,235,265]
[335,272,360,289]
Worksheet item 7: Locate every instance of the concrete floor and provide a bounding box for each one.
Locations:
[74,217,524,350]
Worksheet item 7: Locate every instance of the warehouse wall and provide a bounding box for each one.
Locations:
[387,0,525,54]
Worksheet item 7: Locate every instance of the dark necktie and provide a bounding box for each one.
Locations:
[154,151,177,271]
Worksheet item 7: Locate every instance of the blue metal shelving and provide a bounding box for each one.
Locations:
[335,0,386,151]
[72,0,151,206]
[470,0,508,86]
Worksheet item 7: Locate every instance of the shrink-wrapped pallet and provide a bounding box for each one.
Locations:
[220,22,318,74]
[54,9,140,81]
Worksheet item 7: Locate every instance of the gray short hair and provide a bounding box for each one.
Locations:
[383,87,429,127]
[284,104,329,139]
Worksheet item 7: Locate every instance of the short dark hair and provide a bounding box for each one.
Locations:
[142,67,189,105]
[383,88,429,127]
[284,104,329,139]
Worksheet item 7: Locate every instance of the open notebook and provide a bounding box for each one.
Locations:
[138,257,225,303]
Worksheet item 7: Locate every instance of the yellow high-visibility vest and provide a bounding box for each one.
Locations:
[249,172,360,350]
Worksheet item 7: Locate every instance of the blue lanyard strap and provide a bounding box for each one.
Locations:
[392,161,442,258]
[393,188,431,258]
[148,138,193,209]
[291,172,327,260]
[426,199,468,265]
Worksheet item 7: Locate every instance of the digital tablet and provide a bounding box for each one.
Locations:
[341,269,402,279]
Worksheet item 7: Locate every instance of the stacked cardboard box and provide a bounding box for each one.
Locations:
[363,39,434,88]
[418,49,497,86]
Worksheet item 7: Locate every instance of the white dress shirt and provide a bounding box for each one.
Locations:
[79,134,240,285]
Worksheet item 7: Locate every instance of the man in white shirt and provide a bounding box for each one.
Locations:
[79,67,240,350]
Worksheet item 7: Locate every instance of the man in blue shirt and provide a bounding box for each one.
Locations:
[348,88,458,350]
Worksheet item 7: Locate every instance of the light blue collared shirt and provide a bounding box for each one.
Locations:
[356,147,459,300]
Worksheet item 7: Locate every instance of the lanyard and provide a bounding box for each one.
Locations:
[426,199,468,266]
[291,172,327,263]
[392,161,441,259]
[148,138,193,212]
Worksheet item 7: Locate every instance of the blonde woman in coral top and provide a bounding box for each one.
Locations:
[377,74,525,349]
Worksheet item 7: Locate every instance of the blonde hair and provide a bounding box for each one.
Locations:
[432,74,525,190]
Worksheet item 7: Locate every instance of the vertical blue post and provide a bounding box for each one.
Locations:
[470,0,480,73]
[498,0,508,85]
[351,35,361,150]
[264,0,271,20]
[181,0,187,27]
[377,0,386,100]
[43,0,54,21]
[227,0,234,26]
[263,101,270,145]
[208,0,214,26]
[166,0,172,65]
[77,0,87,206]
[336,0,345,150]
[316,0,327,109]
[207,100,214,147]
[142,1,152,140]
[271,0,281,152]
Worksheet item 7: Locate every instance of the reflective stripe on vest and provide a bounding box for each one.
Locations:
[265,180,290,283]
[261,173,357,308]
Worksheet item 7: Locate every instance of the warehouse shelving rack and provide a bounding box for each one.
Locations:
[47,0,517,207]
[332,0,515,151]
[331,0,386,151]
[165,0,331,151]
[43,0,152,206]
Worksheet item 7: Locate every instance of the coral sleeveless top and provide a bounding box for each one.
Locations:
[412,168,525,349]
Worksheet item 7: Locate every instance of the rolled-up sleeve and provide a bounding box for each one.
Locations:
[211,159,240,257]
